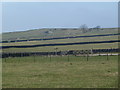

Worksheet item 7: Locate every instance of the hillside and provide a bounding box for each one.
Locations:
[1,28,119,53]
[1,28,118,41]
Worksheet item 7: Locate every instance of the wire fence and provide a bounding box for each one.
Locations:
[1,48,119,58]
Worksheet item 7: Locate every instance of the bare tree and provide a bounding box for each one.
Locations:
[80,24,89,33]
[94,26,101,31]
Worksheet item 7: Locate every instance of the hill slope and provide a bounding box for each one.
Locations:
[1,28,118,41]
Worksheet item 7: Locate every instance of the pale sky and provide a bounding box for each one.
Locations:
[2,2,118,32]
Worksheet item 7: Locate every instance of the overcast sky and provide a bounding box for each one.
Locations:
[2,2,118,32]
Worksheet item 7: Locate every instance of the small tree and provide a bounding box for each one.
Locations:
[94,26,101,31]
[80,24,89,33]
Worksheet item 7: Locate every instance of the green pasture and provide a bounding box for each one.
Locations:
[2,35,118,46]
[2,28,118,53]
[2,28,118,41]
[2,55,118,88]
[2,42,118,53]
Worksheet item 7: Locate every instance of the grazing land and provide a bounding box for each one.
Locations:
[2,35,118,46]
[1,28,118,53]
[2,55,118,88]
[2,42,118,53]
[2,28,118,88]
[1,28,118,41]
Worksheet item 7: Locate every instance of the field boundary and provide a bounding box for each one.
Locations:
[2,33,119,43]
[1,40,119,49]
[1,48,119,58]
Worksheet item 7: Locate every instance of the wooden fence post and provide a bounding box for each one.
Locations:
[67,50,70,62]
[68,54,69,62]
[99,51,101,56]
[4,58,6,62]
[49,52,51,62]
[107,53,109,60]
[87,53,89,61]
[91,48,93,56]
[18,53,21,62]
[34,54,35,63]
[86,50,89,61]
[111,48,112,56]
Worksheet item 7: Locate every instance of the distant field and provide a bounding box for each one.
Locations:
[2,55,118,88]
[2,35,118,46]
[1,28,118,41]
[2,35,118,53]
[1,28,118,53]
[2,42,118,53]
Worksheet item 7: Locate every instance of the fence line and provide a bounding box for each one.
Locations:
[1,48,119,58]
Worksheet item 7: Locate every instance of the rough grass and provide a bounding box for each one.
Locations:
[2,29,118,53]
[2,35,118,46]
[2,28,118,41]
[2,42,118,53]
[2,34,118,53]
[2,55,118,88]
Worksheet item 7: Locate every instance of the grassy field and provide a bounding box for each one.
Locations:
[2,55,118,88]
[2,35,118,53]
[2,28,118,53]
[2,35,118,46]
[2,42,118,53]
[1,28,118,41]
